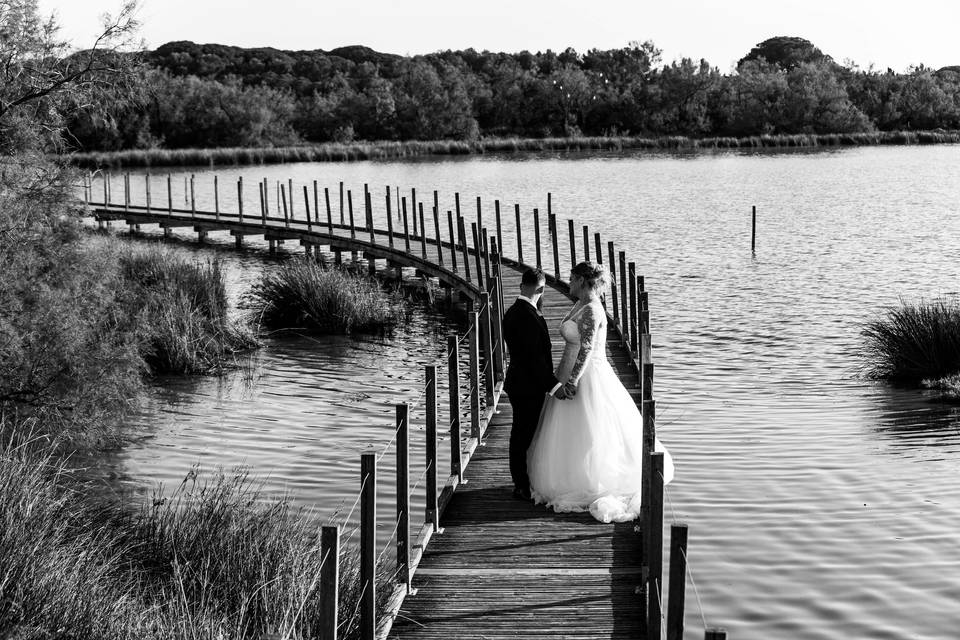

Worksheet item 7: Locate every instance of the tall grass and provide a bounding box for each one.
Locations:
[862,298,960,384]
[249,260,403,334]
[68,129,960,168]
[117,246,257,374]
[0,435,394,640]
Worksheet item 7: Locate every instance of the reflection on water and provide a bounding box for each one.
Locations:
[104,144,960,639]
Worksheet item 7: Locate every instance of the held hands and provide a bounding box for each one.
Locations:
[555,381,578,400]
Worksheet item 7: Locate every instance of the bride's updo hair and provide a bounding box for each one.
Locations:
[571,261,609,291]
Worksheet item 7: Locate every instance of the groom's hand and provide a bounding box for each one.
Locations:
[563,382,578,398]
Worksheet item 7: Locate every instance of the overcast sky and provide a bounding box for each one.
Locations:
[37,0,960,73]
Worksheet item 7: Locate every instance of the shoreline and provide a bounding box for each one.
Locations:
[68,129,960,169]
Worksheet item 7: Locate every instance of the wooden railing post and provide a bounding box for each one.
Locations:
[313,181,320,230]
[124,172,130,212]
[647,451,665,640]
[258,182,266,226]
[533,208,542,268]
[386,187,395,249]
[618,251,629,333]
[411,187,418,236]
[402,197,411,253]
[425,365,439,531]
[431,206,441,265]
[568,218,577,267]
[237,177,243,223]
[667,523,688,640]
[339,181,344,224]
[348,190,356,239]
[447,211,458,273]
[447,335,462,482]
[471,222,484,290]
[475,195,483,245]
[145,174,151,213]
[514,203,524,264]
[325,187,333,235]
[582,225,590,262]
[303,185,312,230]
[419,203,427,259]
[319,525,340,640]
[594,233,602,267]
[608,242,619,326]
[629,262,639,362]
[396,403,410,593]
[458,215,471,282]
[189,174,195,217]
[281,183,289,226]
[640,290,650,335]
[366,190,376,245]
[468,311,481,442]
[288,178,295,219]
[494,200,503,261]
[482,230,492,285]
[479,292,494,407]
[549,212,561,281]
[359,451,377,640]
[489,240,505,382]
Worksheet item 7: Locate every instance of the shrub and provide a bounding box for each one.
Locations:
[249,261,403,334]
[862,298,960,384]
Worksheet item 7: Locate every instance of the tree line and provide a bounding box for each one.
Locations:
[68,35,960,151]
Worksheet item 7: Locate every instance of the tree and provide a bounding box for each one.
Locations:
[738,36,830,71]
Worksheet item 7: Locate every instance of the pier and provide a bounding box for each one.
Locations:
[83,173,723,640]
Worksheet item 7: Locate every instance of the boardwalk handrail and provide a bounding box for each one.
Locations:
[82,173,724,639]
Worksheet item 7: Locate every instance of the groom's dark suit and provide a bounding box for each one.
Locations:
[503,297,559,494]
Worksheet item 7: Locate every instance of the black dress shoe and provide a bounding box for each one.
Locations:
[512,487,532,501]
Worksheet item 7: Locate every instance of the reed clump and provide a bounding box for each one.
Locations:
[862,298,960,385]
[0,435,392,640]
[249,260,403,334]
[117,246,257,374]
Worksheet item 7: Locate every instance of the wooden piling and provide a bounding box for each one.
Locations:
[258,182,266,225]
[237,177,244,222]
[751,205,756,252]
[532,208,543,268]
[468,312,481,441]
[124,172,129,212]
[396,403,410,592]
[447,335,462,482]
[640,290,650,334]
[411,188,418,236]
[319,525,340,640]
[280,184,289,226]
[366,191,376,245]
[288,179,294,218]
[594,233,602,266]
[475,196,483,245]
[471,222,484,290]
[482,231,492,286]
[303,185,312,229]
[489,268,504,381]
[339,181,344,224]
[348,190,356,238]
[458,215,470,282]
[494,200,503,261]
[425,365,439,531]
[582,225,590,262]
[189,174,195,217]
[608,242,619,325]
[568,218,577,267]
[618,251,629,332]
[360,452,377,640]
[648,452,666,640]
[433,206,443,266]
[419,204,427,259]
[313,181,320,230]
[667,523,689,640]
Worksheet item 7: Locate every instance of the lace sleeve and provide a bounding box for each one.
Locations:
[567,303,601,385]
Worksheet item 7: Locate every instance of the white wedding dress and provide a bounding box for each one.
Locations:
[527,299,674,523]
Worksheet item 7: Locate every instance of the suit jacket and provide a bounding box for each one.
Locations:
[503,299,558,398]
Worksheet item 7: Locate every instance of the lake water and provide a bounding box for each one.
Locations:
[105,145,960,639]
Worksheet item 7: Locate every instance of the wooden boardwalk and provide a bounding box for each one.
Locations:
[389,262,646,640]
[83,176,679,640]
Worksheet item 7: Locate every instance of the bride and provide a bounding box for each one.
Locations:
[527,261,674,523]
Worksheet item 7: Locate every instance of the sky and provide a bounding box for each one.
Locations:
[37,0,960,73]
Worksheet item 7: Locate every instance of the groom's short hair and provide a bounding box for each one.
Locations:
[521,268,545,287]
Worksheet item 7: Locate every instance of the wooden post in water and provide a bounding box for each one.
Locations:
[262,178,269,216]
[425,365,439,531]
[475,196,483,245]
[489,255,504,381]
[447,211,458,273]
[594,233,602,266]
[629,262,639,361]
[124,172,130,212]
[447,335,463,482]
[648,451,665,640]
[514,204,524,264]
[433,206,443,266]
[640,290,650,335]
[258,182,266,226]
[339,181,344,224]
[386,187,395,249]
[402,197,411,253]
[366,190,376,245]
[288,179,294,219]
[359,451,377,640]
[313,181,320,230]
[189,174,195,217]
[479,291,494,408]
[280,184,289,226]
[667,523,689,640]
[582,225,590,262]
[237,177,244,223]
[751,205,756,253]
[468,312,481,441]
[482,231,492,286]
[471,222,484,290]
[458,215,471,282]
[568,218,577,267]
[165,174,172,215]
[549,213,561,281]
[533,208,542,268]
[396,403,410,593]
[319,525,340,640]
[411,188,418,236]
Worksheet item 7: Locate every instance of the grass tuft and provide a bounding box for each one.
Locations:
[248,260,403,334]
[862,298,960,384]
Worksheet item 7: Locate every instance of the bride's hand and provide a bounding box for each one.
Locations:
[563,382,578,398]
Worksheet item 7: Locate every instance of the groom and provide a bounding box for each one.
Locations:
[503,268,573,501]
